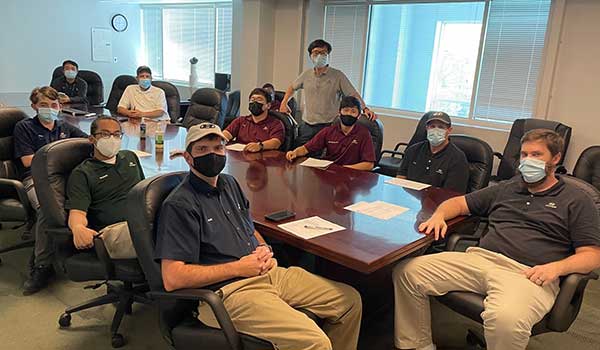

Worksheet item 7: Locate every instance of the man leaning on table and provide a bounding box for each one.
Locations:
[154,122,362,350]
[392,129,600,350]
[117,65,169,120]
[286,96,375,171]
[223,87,285,152]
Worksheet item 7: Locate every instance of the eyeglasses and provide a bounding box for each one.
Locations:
[94,131,123,139]
[197,123,218,129]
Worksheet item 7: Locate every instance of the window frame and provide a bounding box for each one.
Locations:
[324,0,552,129]
[141,2,232,87]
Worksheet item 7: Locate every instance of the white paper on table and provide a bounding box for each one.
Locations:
[278,216,345,239]
[385,177,431,190]
[299,158,333,169]
[131,150,152,158]
[345,201,409,220]
[226,143,247,152]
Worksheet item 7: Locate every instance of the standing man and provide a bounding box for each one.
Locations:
[223,87,285,153]
[155,123,362,350]
[392,130,600,350]
[117,66,169,120]
[397,112,469,193]
[262,83,281,111]
[51,59,88,105]
[280,39,376,146]
[14,86,88,295]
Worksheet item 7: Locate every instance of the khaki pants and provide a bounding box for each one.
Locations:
[198,265,362,350]
[392,247,559,350]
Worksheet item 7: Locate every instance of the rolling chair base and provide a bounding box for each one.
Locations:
[59,281,152,348]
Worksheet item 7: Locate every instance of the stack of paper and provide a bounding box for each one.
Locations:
[278,216,345,239]
[385,177,431,190]
[226,143,247,152]
[345,201,409,220]
[131,150,152,158]
[299,158,333,169]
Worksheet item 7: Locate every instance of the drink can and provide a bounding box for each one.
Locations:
[156,132,164,146]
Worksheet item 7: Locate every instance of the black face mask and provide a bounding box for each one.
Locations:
[249,102,265,116]
[192,153,226,177]
[340,114,358,126]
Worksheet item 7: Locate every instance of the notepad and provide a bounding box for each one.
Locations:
[385,177,431,190]
[278,216,345,239]
[299,158,333,169]
[345,201,409,220]
[226,143,247,152]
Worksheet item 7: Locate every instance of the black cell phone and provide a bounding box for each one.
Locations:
[265,210,296,222]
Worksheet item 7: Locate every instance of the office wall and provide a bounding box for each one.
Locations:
[0,0,141,101]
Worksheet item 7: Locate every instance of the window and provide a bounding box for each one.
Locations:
[141,2,232,85]
[324,0,552,124]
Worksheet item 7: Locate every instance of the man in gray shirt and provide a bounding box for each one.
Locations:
[280,39,376,146]
[393,129,600,350]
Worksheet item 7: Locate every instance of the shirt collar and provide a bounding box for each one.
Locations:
[33,116,59,131]
[245,114,270,125]
[426,141,451,158]
[189,171,225,197]
[516,175,565,196]
[336,122,358,136]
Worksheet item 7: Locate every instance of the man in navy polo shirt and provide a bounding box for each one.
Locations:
[155,123,362,350]
[286,96,376,171]
[223,87,285,152]
[14,86,88,295]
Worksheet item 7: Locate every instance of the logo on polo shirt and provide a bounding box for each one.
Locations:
[352,139,358,144]
[263,126,268,131]
[207,218,214,222]
[436,169,444,175]
[129,162,137,167]
[545,202,557,209]
[99,174,108,180]
[328,141,339,144]
[60,132,66,139]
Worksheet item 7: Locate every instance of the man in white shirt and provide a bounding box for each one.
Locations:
[117,66,169,120]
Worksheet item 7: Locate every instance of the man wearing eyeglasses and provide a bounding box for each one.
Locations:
[64,116,144,259]
[14,86,88,295]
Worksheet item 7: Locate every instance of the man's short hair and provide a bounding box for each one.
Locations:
[30,86,59,104]
[521,129,564,157]
[62,60,79,69]
[185,134,223,154]
[262,83,274,90]
[136,65,152,76]
[90,115,122,136]
[249,87,272,103]
[307,39,332,55]
[339,96,361,112]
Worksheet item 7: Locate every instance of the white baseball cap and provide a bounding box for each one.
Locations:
[185,123,227,149]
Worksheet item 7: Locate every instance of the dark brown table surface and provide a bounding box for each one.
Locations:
[63,115,465,273]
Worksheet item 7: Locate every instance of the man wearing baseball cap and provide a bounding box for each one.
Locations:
[397,111,469,193]
[154,123,362,350]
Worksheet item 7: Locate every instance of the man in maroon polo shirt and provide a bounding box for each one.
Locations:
[286,96,375,171]
[224,87,285,153]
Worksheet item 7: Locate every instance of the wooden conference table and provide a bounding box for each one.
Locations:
[66,115,466,274]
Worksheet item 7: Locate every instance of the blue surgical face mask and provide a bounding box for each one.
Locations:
[64,70,77,80]
[427,127,447,147]
[139,78,152,90]
[519,157,548,184]
[311,54,328,68]
[38,107,59,122]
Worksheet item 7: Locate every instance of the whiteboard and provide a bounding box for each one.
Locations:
[91,27,112,62]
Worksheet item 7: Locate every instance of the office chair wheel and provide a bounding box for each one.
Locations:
[58,313,71,327]
[111,333,125,348]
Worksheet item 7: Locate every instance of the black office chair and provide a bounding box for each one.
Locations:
[377,112,432,177]
[51,66,105,106]
[359,116,384,165]
[0,108,35,263]
[493,119,571,182]
[126,173,275,350]
[573,146,600,191]
[274,91,297,121]
[437,175,599,347]
[106,75,137,113]
[152,80,181,124]
[223,90,240,129]
[183,88,228,129]
[31,138,151,348]
[268,111,297,152]
[450,135,494,193]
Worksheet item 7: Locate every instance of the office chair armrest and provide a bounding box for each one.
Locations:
[0,178,34,218]
[93,237,116,279]
[149,288,243,350]
[445,232,481,252]
[380,150,405,159]
[393,142,408,151]
[47,227,73,236]
[493,152,503,160]
[546,271,599,331]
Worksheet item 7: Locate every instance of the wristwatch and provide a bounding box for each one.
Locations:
[259,141,264,151]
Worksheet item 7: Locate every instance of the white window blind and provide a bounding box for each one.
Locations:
[473,0,551,122]
[323,4,369,89]
[141,3,232,85]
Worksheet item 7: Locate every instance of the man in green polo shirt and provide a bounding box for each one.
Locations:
[65,115,144,254]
